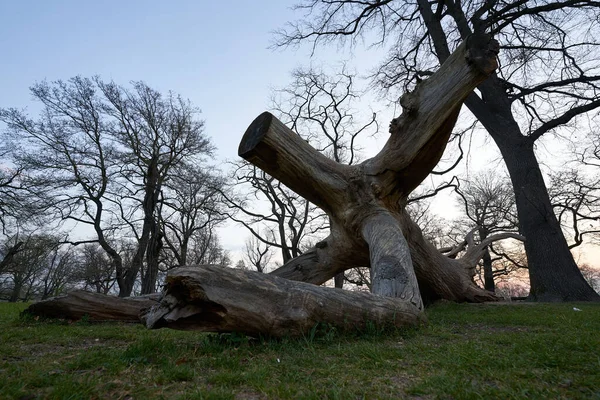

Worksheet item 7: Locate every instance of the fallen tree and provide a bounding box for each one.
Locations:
[25,290,159,322]
[142,265,425,336]
[257,34,504,304]
[146,33,506,334]
[26,33,506,335]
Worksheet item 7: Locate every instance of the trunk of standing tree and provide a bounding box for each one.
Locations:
[9,280,23,302]
[90,202,131,298]
[482,248,494,293]
[478,227,495,292]
[130,158,162,296]
[334,273,343,288]
[142,225,162,294]
[497,133,600,301]
[118,270,137,298]
[466,78,600,302]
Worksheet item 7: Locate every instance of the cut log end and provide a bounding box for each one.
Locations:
[238,111,274,158]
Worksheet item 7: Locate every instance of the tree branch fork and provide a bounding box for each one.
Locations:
[26,34,503,337]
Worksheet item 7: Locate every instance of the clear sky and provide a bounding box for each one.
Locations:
[0,0,388,258]
[1,1,314,160]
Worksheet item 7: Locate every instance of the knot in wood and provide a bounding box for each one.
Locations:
[389,117,401,134]
[399,91,419,114]
[370,182,382,198]
[465,33,499,74]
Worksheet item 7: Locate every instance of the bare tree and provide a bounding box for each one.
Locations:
[548,169,600,248]
[275,0,600,301]
[0,147,29,235]
[453,172,519,291]
[224,164,317,265]
[1,77,216,297]
[74,243,116,294]
[244,234,274,273]
[161,165,227,267]
[579,263,600,293]
[38,243,76,299]
[0,234,73,302]
[185,231,231,266]
[0,77,127,294]
[99,80,214,295]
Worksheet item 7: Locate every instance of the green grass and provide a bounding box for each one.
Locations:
[1,301,599,399]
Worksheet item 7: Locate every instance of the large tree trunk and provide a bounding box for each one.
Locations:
[142,266,424,337]
[497,135,600,301]
[466,78,600,302]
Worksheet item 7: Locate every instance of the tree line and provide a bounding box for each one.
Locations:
[0,78,228,299]
[2,0,600,302]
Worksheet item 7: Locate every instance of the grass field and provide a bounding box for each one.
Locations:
[1,301,599,399]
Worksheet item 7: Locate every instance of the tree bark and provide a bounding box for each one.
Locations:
[482,249,495,293]
[362,213,422,308]
[25,290,160,322]
[142,266,424,337]
[242,34,502,304]
[494,133,600,301]
[142,225,162,294]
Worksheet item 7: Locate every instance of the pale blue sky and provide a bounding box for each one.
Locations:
[0,1,388,256]
[0,1,321,160]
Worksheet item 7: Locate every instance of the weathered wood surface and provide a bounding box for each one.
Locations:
[241,34,502,303]
[142,265,425,337]
[24,34,501,333]
[25,290,160,322]
[362,212,422,308]
[271,210,505,304]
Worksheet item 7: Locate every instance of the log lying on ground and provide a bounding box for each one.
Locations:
[25,290,160,322]
[142,265,425,337]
